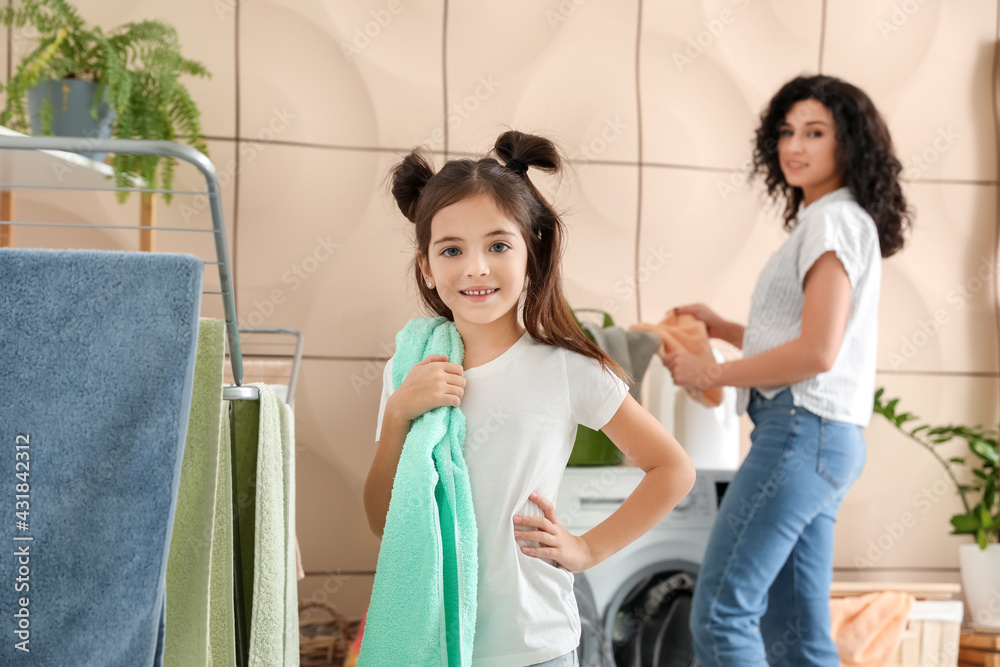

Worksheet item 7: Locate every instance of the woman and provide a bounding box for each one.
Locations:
[667,75,910,666]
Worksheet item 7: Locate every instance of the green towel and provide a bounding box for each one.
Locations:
[164,318,226,666]
[280,398,300,666]
[208,407,236,667]
[359,316,478,667]
[233,384,299,666]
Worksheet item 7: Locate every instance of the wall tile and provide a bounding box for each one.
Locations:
[240,0,443,150]
[640,0,823,169]
[235,142,423,357]
[446,0,638,162]
[824,0,997,182]
[878,182,998,374]
[835,373,999,573]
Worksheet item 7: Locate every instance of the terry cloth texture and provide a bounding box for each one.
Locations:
[0,248,202,666]
[164,318,226,666]
[359,316,478,667]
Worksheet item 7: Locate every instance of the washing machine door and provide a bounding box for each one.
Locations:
[610,569,698,667]
[574,574,614,667]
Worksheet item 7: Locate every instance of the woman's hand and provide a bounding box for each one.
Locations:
[514,493,594,573]
[385,354,466,424]
[662,350,721,390]
[672,303,728,339]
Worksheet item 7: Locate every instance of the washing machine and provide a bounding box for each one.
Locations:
[557,466,733,666]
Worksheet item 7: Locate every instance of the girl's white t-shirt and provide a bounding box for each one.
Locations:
[375,330,629,666]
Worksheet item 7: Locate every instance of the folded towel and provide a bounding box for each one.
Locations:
[209,408,237,667]
[359,316,478,667]
[165,318,226,667]
[232,384,299,666]
[631,312,723,407]
[0,248,202,665]
[580,321,661,400]
[280,392,300,666]
[829,592,913,667]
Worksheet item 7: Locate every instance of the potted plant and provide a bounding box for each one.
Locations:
[874,388,1000,628]
[0,0,210,202]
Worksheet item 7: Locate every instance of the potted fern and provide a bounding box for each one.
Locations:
[874,388,1000,628]
[0,0,210,202]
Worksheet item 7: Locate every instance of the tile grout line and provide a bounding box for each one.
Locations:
[297,354,1000,379]
[993,0,1000,419]
[232,0,242,295]
[194,136,1000,187]
[634,0,644,324]
[818,0,827,74]
[442,0,449,158]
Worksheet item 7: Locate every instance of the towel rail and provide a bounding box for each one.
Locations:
[0,134,247,387]
[0,133,298,667]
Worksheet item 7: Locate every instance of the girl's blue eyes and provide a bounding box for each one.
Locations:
[441,243,510,257]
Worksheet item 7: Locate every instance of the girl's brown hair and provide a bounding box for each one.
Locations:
[389,130,627,382]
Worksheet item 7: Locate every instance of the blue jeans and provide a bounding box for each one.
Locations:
[690,389,866,667]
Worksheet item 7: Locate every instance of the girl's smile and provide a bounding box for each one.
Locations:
[419,193,529,339]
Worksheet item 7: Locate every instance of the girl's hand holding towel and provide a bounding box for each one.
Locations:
[386,354,466,422]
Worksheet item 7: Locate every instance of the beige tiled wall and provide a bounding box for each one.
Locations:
[7,0,998,620]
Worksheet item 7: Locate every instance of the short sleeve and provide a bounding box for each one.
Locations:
[374,357,394,442]
[565,351,629,431]
[797,203,877,289]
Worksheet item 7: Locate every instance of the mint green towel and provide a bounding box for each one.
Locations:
[359,316,478,666]
[165,318,226,666]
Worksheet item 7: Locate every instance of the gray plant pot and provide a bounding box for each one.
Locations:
[27,78,116,162]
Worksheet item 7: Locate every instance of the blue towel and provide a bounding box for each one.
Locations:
[0,248,203,665]
[359,316,478,667]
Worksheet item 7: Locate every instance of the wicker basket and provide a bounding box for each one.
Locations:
[299,601,360,667]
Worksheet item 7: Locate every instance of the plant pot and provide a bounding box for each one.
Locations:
[27,79,115,162]
[959,542,1000,629]
[568,425,623,466]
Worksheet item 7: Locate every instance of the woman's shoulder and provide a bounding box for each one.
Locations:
[806,189,874,227]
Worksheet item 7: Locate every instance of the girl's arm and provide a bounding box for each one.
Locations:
[576,395,697,567]
[514,395,695,572]
[665,251,851,389]
[363,355,466,537]
[364,403,411,538]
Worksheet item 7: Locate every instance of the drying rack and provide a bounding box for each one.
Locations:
[0,133,287,667]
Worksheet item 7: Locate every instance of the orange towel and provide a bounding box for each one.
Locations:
[631,312,723,407]
[829,592,913,667]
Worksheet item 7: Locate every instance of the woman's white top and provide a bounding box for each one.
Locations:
[376,331,628,665]
[737,187,882,426]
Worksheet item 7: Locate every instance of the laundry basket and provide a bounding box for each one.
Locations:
[886,600,963,667]
[298,602,360,667]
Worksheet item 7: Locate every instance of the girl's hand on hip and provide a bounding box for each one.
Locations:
[662,350,720,389]
[514,493,594,573]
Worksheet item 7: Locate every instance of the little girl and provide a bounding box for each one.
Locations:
[363,130,696,666]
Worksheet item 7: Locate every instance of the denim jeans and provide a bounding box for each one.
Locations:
[690,389,866,667]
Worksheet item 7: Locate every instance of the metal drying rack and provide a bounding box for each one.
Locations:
[0,132,283,667]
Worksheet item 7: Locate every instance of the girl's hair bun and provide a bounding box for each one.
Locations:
[494,130,560,175]
[390,150,435,222]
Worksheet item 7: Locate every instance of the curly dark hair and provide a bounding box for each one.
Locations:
[751,74,911,258]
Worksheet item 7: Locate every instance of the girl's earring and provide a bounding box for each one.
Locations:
[427,280,434,289]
